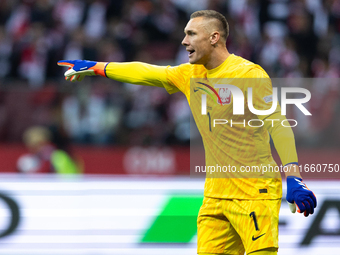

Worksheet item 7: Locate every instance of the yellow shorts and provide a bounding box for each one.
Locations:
[197,197,281,255]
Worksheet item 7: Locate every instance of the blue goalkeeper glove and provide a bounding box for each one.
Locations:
[57,60,108,82]
[286,176,317,217]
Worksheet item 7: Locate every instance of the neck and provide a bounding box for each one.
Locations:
[204,47,230,70]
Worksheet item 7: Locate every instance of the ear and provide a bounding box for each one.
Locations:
[210,31,220,46]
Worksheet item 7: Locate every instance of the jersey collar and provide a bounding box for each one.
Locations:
[206,54,235,77]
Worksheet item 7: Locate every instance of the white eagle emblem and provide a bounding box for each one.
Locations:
[218,88,231,105]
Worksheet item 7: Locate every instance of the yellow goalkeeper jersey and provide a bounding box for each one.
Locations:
[162,54,282,199]
[105,54,298,199]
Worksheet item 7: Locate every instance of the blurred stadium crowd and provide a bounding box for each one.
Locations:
[0,0,339,147]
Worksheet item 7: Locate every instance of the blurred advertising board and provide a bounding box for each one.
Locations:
[0,145,339,177]
[0,145,190,175]
[0,175,339,254]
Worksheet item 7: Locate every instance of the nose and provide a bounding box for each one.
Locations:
[182,35,189,46]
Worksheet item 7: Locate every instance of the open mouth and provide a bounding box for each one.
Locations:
[188,49,195,57]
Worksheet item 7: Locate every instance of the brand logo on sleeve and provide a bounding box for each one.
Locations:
[263,95,273,103]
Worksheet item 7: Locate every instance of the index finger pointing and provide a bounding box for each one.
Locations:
[57,60,76,67]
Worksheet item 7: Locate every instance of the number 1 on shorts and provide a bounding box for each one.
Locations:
[249,211,259,231]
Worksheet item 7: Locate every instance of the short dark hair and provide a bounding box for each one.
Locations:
[190,10,229,41]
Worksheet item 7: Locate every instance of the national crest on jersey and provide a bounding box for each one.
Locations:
[218,87,231,105]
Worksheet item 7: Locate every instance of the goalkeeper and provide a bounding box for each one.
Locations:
[58,10,316,255]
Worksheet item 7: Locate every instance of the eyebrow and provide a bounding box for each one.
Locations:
[184,29,195,34]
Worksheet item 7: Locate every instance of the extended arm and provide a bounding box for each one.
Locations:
[105,62,168,87]
[57,60,173,89]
